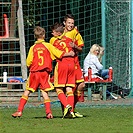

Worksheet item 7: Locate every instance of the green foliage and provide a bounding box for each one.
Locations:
[0,106,133,133]
[22,0,45,27]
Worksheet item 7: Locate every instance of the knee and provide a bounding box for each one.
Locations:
[77,82,85,91]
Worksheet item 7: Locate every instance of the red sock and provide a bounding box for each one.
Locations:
[44,99,52,115]
[74,90,84,109]
[67,91,74,112]
[78,91,84,102]
[57,90,68,107]
[17,95,28,112]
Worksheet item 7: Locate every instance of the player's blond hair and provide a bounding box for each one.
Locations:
[34,26,45,39]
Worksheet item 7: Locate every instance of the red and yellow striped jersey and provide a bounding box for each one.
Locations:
[26,39,65,72]
[50,34,74,63]
[64,27,84,69]
[64,27,84,47]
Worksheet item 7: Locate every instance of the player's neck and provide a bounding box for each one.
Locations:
[37,38,44,41]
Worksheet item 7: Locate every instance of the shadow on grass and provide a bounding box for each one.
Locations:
[34,116,62,119]
[33,115,89,119]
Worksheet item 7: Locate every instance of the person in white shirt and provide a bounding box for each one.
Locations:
[83,44,119,99]
[83,44,109,79]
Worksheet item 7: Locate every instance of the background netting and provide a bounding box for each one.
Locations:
[0,0,132,105]
[105,0,131,90]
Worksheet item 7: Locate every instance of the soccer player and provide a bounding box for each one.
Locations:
[50,22,76,118]
[63,14,85,118]
[11,26,75,119]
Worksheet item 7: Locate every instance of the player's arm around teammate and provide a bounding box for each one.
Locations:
[50,22,76,118]
[11,26,74,119]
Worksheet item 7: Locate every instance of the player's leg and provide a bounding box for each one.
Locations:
[60,88,66,115]
[73,66,85,117]
[74,82,85,118]
[56,87,72,118]
[12,72,39,118]
[74,82,85,105]
[40,71,55,119]
[66,86,76,118]
[41,90,53,119]
[12,90,30,118]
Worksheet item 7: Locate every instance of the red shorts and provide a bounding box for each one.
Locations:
[26,71,54,92]
[75,66,84,83]
[54,61,75,88]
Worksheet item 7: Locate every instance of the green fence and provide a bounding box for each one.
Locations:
[102,0,132,96]
[22,0,132,95]
[0,0,132,103]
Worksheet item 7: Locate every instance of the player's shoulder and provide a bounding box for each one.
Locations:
[68,27,79,36]
[50,36,56,41]
[73,27,79,33]
[50,37,57,44]
[42,41,51,47]
[65,27,78,36]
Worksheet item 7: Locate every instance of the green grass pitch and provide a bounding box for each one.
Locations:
[0,106,133,133]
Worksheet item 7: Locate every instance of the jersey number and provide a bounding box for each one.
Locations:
[60,42,68,52]
[38,51,44,66]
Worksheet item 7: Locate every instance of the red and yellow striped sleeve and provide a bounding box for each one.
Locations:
[49,37,56,45]
[73,28,84,47]
[43,42,65,60]
[65,28,84,47]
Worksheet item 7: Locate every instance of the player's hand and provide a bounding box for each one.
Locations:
[75,26,77,29]
[69,50,75,56]
[69,42,75,48]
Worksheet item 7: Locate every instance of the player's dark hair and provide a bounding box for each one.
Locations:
[64,14,74,22]
[50,22,64,34]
